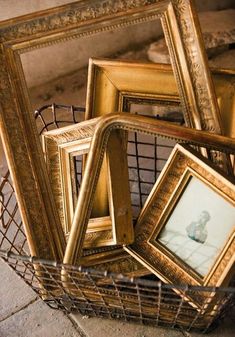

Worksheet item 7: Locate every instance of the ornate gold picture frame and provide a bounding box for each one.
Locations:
[125,144,235,309]
[0,0,221,259]
[43,117,133,247]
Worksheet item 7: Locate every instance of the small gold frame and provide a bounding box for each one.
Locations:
[125,144,235,309]
[43,117,133,247]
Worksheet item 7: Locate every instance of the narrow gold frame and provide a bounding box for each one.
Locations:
[0,0,221,259]
[43,117,133,247]
[125,144,235,309]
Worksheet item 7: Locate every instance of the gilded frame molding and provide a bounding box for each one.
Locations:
[125,144,235,308]
[0,0,222,259]
[43,117,133,247]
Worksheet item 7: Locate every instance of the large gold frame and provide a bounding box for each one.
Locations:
[125,144,235,309]
[0,0,221,259]
[43,117,133,247]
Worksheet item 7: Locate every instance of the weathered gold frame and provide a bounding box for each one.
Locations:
[0,0,221,259]
[43,117,133,247]
[125,144,235,308]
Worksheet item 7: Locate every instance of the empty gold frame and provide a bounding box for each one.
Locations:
[86,58,235,215]
[63,113,235,269]
[0,1,221,259]
[126,144,235,309]
[87,59,235,136]
[43,117,133,247]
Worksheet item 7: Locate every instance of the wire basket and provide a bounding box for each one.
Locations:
[0,103,234,333]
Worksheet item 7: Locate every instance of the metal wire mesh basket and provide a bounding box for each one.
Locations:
[0,104,234,333]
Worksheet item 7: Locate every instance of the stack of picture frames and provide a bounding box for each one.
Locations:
[0,0,235,325]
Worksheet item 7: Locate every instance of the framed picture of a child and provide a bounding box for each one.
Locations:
[125,144,235,309]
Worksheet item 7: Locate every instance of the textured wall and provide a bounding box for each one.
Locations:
[1,0,234,88]
[0,0,234,21]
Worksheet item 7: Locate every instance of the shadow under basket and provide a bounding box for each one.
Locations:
[0,103,234,333]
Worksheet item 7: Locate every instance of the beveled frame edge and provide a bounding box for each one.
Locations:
[0,0,222,261]
[86,58,235,136]
[86,58,180,117]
